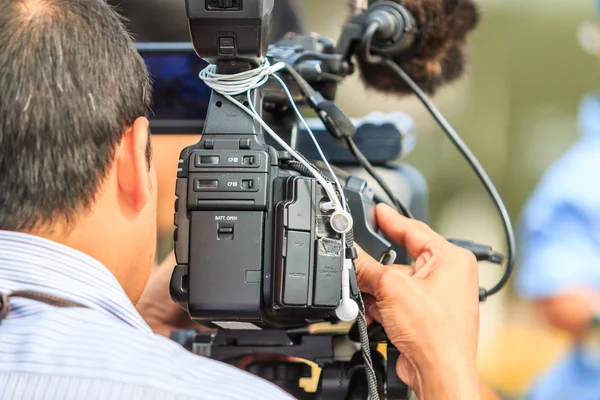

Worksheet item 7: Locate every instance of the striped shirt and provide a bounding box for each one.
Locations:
[0,230,293,399]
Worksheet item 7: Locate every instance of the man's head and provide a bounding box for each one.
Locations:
[0,0,157,302]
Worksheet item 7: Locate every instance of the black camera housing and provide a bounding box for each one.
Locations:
[170,131,348,329]
[172,0,349,330]
[186,0,274,71]
[167,2,425,397]
[170,0,409,331]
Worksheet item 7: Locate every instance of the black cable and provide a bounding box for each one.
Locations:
[282,63,315,99]
[279,61,414,219]
[381,59,516,300]
[313,161,399,209]
[283,160,316,178]
[312,161,351,180]
[343,136,414,219]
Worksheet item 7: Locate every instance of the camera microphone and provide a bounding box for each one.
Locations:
[354,0,480,95]
[346,1,515,302]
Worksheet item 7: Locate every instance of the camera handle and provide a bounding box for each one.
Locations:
[202,90,264,137]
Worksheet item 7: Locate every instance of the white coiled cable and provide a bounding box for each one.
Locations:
[198,59,347,217]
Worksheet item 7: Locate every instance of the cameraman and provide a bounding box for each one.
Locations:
[0,0,480,399]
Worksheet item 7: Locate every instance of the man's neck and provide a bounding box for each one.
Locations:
[25,220,146,304]
[30,220,107,269]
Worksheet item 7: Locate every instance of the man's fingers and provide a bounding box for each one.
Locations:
[391,264,415,277]
[362,294,382,325]
[354,245,386,296]
[375,204,446,258]
[355,244,415,297]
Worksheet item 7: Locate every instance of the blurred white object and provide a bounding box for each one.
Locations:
[352,0,368,15]
[577,21,600,55]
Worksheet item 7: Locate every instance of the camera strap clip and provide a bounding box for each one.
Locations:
[0,290,88,321]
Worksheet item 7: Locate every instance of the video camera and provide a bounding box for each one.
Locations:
[150,1,515,398]
[168,0,424,330]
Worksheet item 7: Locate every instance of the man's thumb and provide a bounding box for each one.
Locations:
[354,245,387,296]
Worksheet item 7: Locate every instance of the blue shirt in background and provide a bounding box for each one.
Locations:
[517,93,600,400]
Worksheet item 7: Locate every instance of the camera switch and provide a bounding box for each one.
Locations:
[217,224,234,240]
[206,0,241,10]
[242,179,255,190]
[197,155,220,166]
[219,37,235,55]
[203,139,215,150]
[220,37,234,47]
[239,139,251,149]
[194,179,219,191]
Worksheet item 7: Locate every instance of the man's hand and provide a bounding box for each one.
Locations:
[136,251,205,337]
[356,204,481,400]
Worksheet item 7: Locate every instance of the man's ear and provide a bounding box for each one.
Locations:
[116,117,151,214]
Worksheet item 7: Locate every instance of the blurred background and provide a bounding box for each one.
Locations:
[144,0,600,398]
[296,1,598,398]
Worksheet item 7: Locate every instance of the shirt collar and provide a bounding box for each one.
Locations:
[578,92,600,140]
[0,230,152,333]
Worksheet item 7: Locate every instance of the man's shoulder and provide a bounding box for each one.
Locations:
[0,305,291,399]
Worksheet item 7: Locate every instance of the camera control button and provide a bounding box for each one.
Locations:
[217,224,234,240]
[194,179,219,191]
[203,139,215,149]
[220,37,234,47]
[283,231,310,306]
[288,179,312,232]
[242,179,255,190]
[196,155,220,166]
[219,37,235,55]
[239,139,251,149]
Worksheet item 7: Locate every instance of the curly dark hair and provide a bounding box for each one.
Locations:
[355,0,481,95]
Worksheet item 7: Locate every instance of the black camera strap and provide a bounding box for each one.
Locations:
[0,290,88,321]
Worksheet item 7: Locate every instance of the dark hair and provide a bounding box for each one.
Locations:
[108,0,304,42]
[0,0,152,231]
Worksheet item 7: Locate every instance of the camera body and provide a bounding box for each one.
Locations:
[187,0,274,71]
[171,132,346,329]
[173,0,345,330]
[170,0,410,331]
